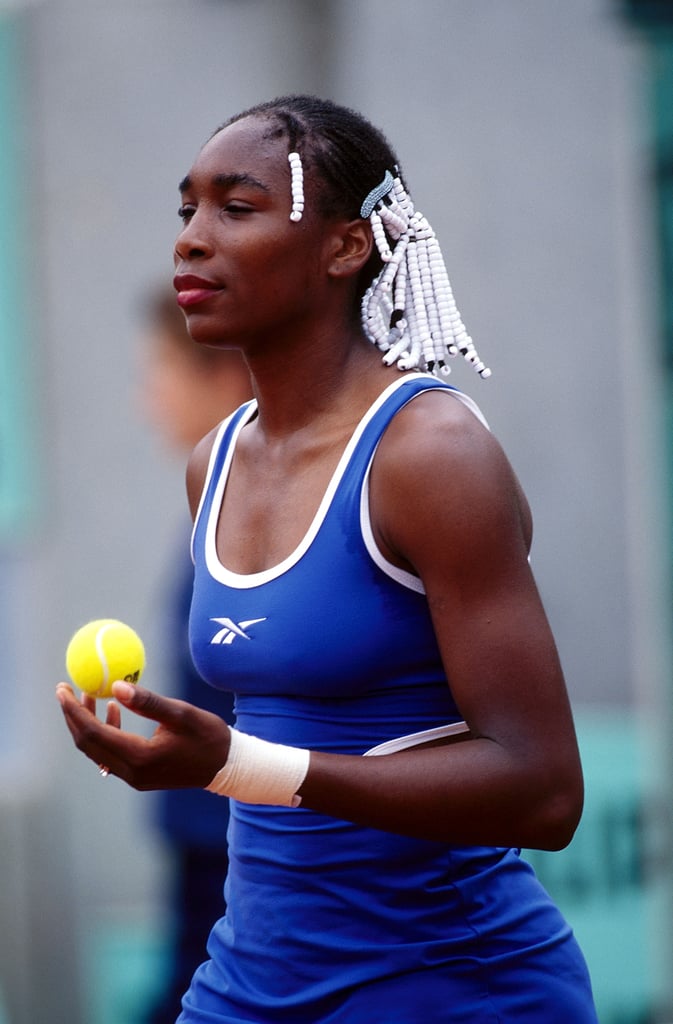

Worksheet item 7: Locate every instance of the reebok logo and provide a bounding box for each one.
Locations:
[209,617,267,645]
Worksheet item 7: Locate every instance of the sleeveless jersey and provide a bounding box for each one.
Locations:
[180,374,597,1023]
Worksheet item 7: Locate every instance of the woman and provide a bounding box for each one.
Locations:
[57,96,597,1022]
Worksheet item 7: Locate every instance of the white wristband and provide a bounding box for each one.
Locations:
[205,728,310,808]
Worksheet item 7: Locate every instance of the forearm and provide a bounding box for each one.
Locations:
[296,739,583,850]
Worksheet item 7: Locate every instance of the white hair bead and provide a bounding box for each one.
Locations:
[378,203,407,239]
[288,151,305,223]
[360,170,490,379]
[371,210,392,262]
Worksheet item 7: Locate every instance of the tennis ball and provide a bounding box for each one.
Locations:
[65,619,145,699]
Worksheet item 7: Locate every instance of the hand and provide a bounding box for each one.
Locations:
[55,681,231,790]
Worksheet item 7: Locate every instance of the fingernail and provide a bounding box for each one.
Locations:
[111,681,135,701]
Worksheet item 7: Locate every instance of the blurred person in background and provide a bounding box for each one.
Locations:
[140,287,251,1024]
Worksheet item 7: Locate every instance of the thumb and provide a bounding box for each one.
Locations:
[110,681,188,726]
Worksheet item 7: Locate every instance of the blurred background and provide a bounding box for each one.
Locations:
[1,0,672,1021]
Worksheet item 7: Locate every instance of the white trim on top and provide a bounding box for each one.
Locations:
[202,374,434,589]
[190,405,256,565]
[363,720,470,755]
[359,385,490,591]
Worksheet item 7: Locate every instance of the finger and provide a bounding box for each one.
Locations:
[57,683,98,724]
[82,693,97,715]
[57,684,142,766]
[57,684,100,722]
[110,682,192,728]
[56,683,95,733]
[56,682,76,703]
[105,701,121,729]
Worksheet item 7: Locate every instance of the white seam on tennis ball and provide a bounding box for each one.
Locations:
[94,622,114,689]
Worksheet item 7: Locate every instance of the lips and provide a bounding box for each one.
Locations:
[173,273,223,308]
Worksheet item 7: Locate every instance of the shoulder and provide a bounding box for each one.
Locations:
[383,385,491,455]
[374,387,510,501]
[185,400,256,517]
[186,424,222,519]
[369,387,533,574]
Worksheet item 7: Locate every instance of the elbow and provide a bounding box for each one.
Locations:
[525,768,584,852]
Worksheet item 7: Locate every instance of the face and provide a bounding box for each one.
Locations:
[173,117,338,351]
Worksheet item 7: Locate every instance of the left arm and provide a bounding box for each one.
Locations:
[296,391,583,849]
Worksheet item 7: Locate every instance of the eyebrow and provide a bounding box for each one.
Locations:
[178,172,271,194]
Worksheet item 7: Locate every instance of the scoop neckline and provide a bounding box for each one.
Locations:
[202,373,434,589]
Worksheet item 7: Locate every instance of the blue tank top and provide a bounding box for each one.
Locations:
[181,374,597,1024]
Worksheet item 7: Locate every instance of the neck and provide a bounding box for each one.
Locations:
[245,326,396,441]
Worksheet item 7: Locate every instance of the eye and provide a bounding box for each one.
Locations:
[224,202,253,216]
[178,204,195,222]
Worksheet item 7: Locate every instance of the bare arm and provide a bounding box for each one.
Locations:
[298,391,582,850]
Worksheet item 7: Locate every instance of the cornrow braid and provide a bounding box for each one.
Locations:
[216,95,490,379]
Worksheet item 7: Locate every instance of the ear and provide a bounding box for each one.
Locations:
[325,218,373,280]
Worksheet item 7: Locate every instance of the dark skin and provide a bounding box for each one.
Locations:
[57,115,583,850]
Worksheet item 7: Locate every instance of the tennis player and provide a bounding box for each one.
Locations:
[58,95,598,1023]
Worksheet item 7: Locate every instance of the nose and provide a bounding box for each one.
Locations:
[174,211,213,263]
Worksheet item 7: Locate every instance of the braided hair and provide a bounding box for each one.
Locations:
[216,96,490,379]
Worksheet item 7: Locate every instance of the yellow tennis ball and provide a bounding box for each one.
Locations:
[65,619,145,699]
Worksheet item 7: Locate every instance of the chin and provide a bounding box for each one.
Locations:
[184,316,234,349]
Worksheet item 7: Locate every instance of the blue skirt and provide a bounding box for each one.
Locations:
[177,805,597,1023]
